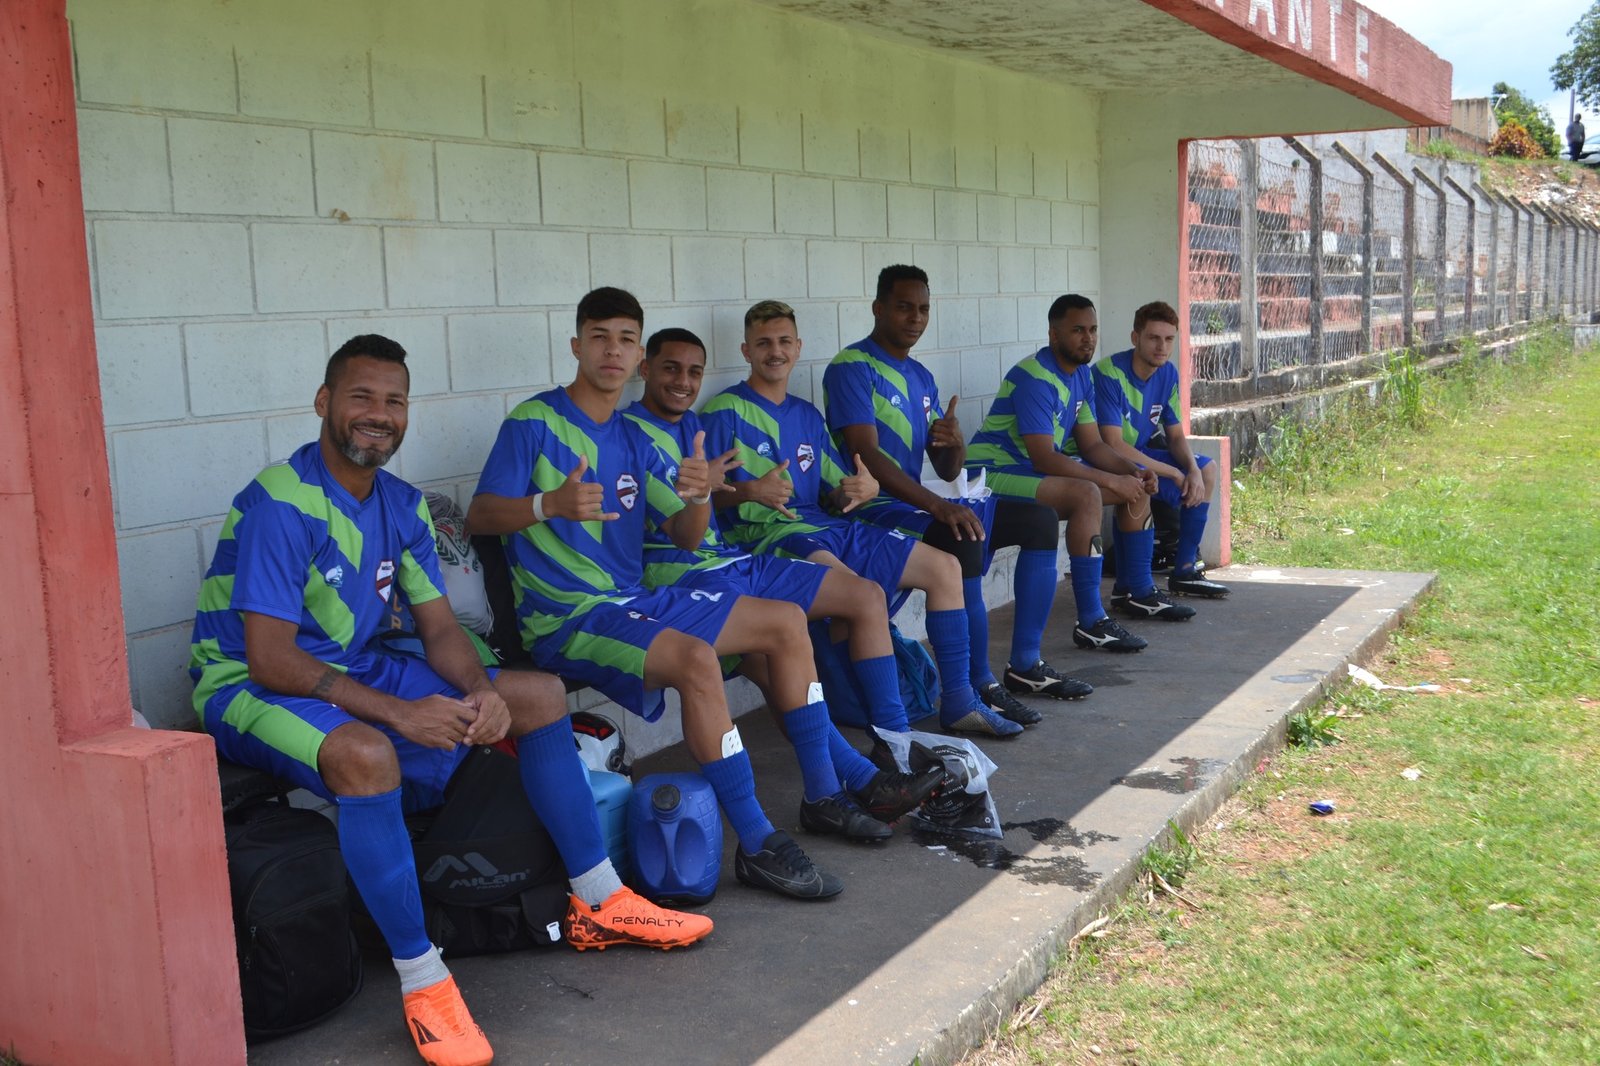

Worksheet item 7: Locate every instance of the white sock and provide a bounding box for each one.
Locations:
[393,945,449,995]
[570,859,624,906]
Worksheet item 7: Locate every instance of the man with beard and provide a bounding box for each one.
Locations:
[189,335,710,1066]
[969,295,1194,650]
[1093,300,1229,600]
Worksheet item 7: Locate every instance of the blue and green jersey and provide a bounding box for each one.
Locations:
[700,382,851,553]
[189,441,447,715]
[620,402,746,588]
[474,388,686,647]
[1092,349,1181,451]
[822,337,944,501]
[968,348,1099,475]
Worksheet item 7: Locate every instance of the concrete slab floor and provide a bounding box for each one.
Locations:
[249,565,1434,1066]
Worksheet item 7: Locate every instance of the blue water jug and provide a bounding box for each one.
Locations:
[587,767,632,882]
[628,772,722,906]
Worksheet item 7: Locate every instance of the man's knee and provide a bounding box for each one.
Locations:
[317,721,401,796]
[502,669,569,734]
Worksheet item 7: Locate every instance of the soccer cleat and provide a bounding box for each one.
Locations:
[852,763,947,821]
[1170,566,1230,598]
[1072,616,1149,653]
[563,886,713,951]
[939,702,1025,738]
[1003,661,1095,701]
[979,680,1044,725]
[735,830,844,900]
[402,975,494,1066]
[1112,589,1197,622]
[799,793,893,842]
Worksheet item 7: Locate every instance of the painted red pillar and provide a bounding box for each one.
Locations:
[0,2,245,1062]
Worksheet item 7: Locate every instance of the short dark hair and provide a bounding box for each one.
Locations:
[1133,301,1180,332]
[743,299,797,331]
[1047,294,1096,322]
[875,264,930,303]
[575,287,644,334]
[325,333,408,389]
[645,327,707,360]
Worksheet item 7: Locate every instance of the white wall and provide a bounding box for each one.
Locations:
[70,0,1102,737]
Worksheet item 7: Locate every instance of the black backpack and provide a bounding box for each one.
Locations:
[406,745,570,956]
[224,798,364,1041]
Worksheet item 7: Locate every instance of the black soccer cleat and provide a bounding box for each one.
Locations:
[852,764,946,822]
[798,793,892,843]
[1169,566,1230,599]
[939,702,1025,738]
[1072,616,1148,653]
[734,830,844,900]
[1112,589,1197,622]
[1003,660,1094,700]
[979,681,1044,724]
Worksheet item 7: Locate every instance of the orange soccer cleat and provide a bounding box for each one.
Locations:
[402,975,494,1066]
[563,885,714,951]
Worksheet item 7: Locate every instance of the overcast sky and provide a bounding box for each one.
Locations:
[1363,0,1591,122]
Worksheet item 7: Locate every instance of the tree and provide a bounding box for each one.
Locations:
[1491,82,1559,157]
[1553,3,1600,118]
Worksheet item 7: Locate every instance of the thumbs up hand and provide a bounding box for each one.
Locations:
[929,394,962,449]
[545,455,618,522]
[675,431,712,501]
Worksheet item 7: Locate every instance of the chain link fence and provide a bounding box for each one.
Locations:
[1187,136,1597,386]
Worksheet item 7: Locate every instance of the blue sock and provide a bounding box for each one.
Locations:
[516,718,607,878]
[1069,554,1106,627]
[1010,548,1056,668]
[853,653,910,732]
[1111,527,1130,594]
[928,607,981,713]
[336,789,431,960]
[784,701,842,803]
[1123,528,1156,597]
[700,750,776,853]
[962,576,998,689]
[1176,502,1210,573]
[827,725,882,791]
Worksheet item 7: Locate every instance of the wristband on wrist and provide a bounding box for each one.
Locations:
[688,493,712,506]
[531,493,547,523]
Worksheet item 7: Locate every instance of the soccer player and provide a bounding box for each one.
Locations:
[467,288,846,900]
[1093,301,1229,599]
[190,335,709,1066]
[705,299,1080,740]
[621,326,943,837]
[822,268,1091,728]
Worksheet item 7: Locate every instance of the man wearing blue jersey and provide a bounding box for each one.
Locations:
[190,335,710,1066]
[468,288,851,901]
[1093,301,1229,599]
[969,295,1195,647]
[622,327,943,836]
[823,267,1089,733]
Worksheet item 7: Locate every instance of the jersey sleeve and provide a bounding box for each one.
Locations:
[823,360,879,431]
[474,417,536,499]
[397,493,448,608]
[229,498,315,625]
[1093,366,1128,428]
[1160,368,1183,425]
[1011,375,1061,438]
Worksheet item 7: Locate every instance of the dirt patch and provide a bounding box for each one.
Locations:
[1481,157,1600,223]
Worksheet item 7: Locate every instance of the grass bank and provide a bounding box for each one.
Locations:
[966,328,1600,1065]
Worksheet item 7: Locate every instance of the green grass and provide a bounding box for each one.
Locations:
[972,328,1600,1065]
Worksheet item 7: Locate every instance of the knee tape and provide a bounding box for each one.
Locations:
[720,726,744,759]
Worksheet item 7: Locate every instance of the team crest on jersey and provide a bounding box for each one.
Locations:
[1149,404,1164,424]
[324,565,344,588]
[616,473,639,511]
[756,441,772,458]
[666,464,678,483]
[796,443,815,472]
[375,559,396,603]
[923,396,933,419]
[889,394,903,408]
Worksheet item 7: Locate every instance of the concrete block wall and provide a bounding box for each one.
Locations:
[70,0,1101,753]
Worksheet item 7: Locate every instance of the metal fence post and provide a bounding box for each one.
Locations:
[1540,205,1556,315]
[1372,153,1414,347]
[1473,183,1498,327]
[1236,138,1259,386]
[1332,142,1374,353]
[1411,167,1447,338]
[1443,174,1476,331]
[1283,138,1324,365]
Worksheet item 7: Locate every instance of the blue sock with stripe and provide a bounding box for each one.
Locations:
[336,788,431,960]
[1069,554,1106,627]
[700,749,776,853]
[927,607,981,713]
[516,718,608,877]
[1123,528,1156,597]
[827,724,882,791]
[853,653,910,732]
[1009,548,1056,668]
[962,576,998,689]
[1176,502,1210,573]
[783,700,842,803]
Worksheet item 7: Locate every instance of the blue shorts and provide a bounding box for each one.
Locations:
[1142,448,1212,509]
[853,498,936,538]
[201,653,486,810]
[771,519,918,603]
[677,554,829,613]
[533,587,740,722]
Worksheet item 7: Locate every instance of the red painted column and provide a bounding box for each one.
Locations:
[0,2,244,1062]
